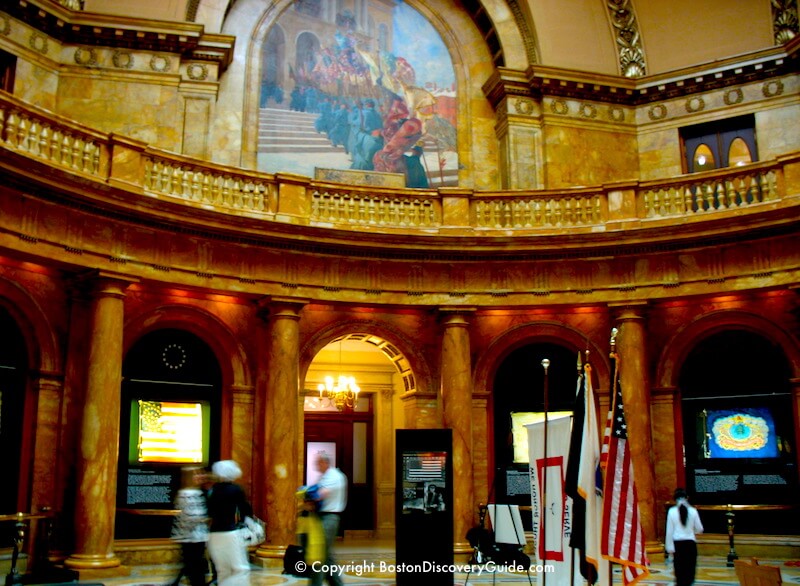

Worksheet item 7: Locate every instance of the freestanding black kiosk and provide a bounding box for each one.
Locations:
[395,429,454,585]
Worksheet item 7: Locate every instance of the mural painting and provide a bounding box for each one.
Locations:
[258,0,458,188]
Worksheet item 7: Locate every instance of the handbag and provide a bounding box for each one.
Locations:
[237,514,266,546]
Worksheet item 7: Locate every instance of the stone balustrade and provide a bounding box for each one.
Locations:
[1,92,798,236]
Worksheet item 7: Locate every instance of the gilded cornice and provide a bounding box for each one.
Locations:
[503,36,800,107]
[2,0,235,70]
[481,67,531,110]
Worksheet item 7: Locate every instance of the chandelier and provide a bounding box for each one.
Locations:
[317,341,360,411]
[318,374,360,411]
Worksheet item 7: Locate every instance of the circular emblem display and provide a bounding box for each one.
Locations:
[187,63,209,81]
[685,97,705,113]
[162,343,187,370]
[712,413,769,452]
[74,47,98,67]
[550,99,569,115]
[609,106,625,122]
[648,104,667,121]
[762,80,784,98]
[113,50,135,70]
[150,55,172,73]
[724,88,743,106]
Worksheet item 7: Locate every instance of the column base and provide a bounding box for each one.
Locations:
[63,553,122,570]
[454,541,473,564]
[251,544,287,569]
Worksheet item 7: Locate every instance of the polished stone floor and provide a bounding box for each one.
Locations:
[67,541,800,586]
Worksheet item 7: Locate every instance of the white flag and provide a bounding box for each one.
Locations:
[527,414,572,586]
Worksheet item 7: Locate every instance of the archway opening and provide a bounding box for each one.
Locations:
[679,329,798,534]
[116,328,223,539]
[304,333,410,537]
[492,342,578,519]
[0,305,28,541]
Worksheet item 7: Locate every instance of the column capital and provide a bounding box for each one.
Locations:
[438,307,476,326]
[74,270,138,299]
[609,301,649,321]
[255,296,308,321]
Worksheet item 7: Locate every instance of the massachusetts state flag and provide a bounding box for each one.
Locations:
[600,358,650,585]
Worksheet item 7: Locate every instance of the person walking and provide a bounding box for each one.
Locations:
[171,467,210,586]
[666,488,704,586]
[206,460,252,586]
[311,452,347,586]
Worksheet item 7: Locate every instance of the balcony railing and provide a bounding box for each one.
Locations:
[1,91,798,236]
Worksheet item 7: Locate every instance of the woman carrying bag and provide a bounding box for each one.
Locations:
[206,460,252,586]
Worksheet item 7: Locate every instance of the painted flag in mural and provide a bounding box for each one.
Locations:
[565,360,601,585]
[526,415,572,586]
[600,361,650,586]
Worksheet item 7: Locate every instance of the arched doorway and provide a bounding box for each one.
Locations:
[304,333,408,537]
[116,328,223,539]
[0,305,28,527]
[679,329,798,533]
[492,342,578,513]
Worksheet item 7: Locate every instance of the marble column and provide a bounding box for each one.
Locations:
[30,373,62,511]
[65,274,135,570]
[254,299,305,563]
[375,387,395,539]
[613,305,658,549]
[650,386,679,540]
[439,309,475,559]
[791,378,800,475]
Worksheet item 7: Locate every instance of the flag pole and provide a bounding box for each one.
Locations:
[541,357,550,586]
[608,327,619,586]
[571,351,583,586]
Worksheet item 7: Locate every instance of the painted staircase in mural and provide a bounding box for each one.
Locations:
[258,107,457,187]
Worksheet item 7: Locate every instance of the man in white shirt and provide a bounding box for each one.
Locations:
[312,452,347,586]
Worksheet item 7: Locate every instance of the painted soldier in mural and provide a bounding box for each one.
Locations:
[350,99,384,170]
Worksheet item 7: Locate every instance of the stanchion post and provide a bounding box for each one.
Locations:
[726,504,738,567]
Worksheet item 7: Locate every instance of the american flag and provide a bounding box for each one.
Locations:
[405,453,445,481]
[600,361,650,586]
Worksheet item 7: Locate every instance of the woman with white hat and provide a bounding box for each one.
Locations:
[206,460,252,586]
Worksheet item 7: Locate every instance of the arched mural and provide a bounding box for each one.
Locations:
[257,0,458,188]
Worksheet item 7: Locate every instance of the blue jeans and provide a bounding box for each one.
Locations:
[310,513,343,586]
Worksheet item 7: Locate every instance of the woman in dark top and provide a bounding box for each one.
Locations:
[206,460,252,586]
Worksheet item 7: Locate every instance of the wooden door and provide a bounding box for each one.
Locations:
[304,410,373,531]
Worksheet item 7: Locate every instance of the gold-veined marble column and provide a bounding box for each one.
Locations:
[30,373,62,512]
[791,378,800,475]
[65,273,136,570]
[613,304,658,549]
[439,309,475,560]
[254,298,306,564]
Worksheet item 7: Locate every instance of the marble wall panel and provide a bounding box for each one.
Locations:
[543,122,639,188]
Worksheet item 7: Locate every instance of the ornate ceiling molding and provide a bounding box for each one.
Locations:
[3,0,235,70]
[606,0,646,78]
[504,0,538,65]
[773,0,799,44]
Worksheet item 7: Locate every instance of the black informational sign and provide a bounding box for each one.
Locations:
[396,429,453,585]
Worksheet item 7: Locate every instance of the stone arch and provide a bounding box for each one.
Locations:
[654,310,800,390]
[0,276,60,373]
[300,318,434,396]
[474,320,612,398]
[124,304,251,390]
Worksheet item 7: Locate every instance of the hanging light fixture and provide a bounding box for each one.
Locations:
[318,340,360,411]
